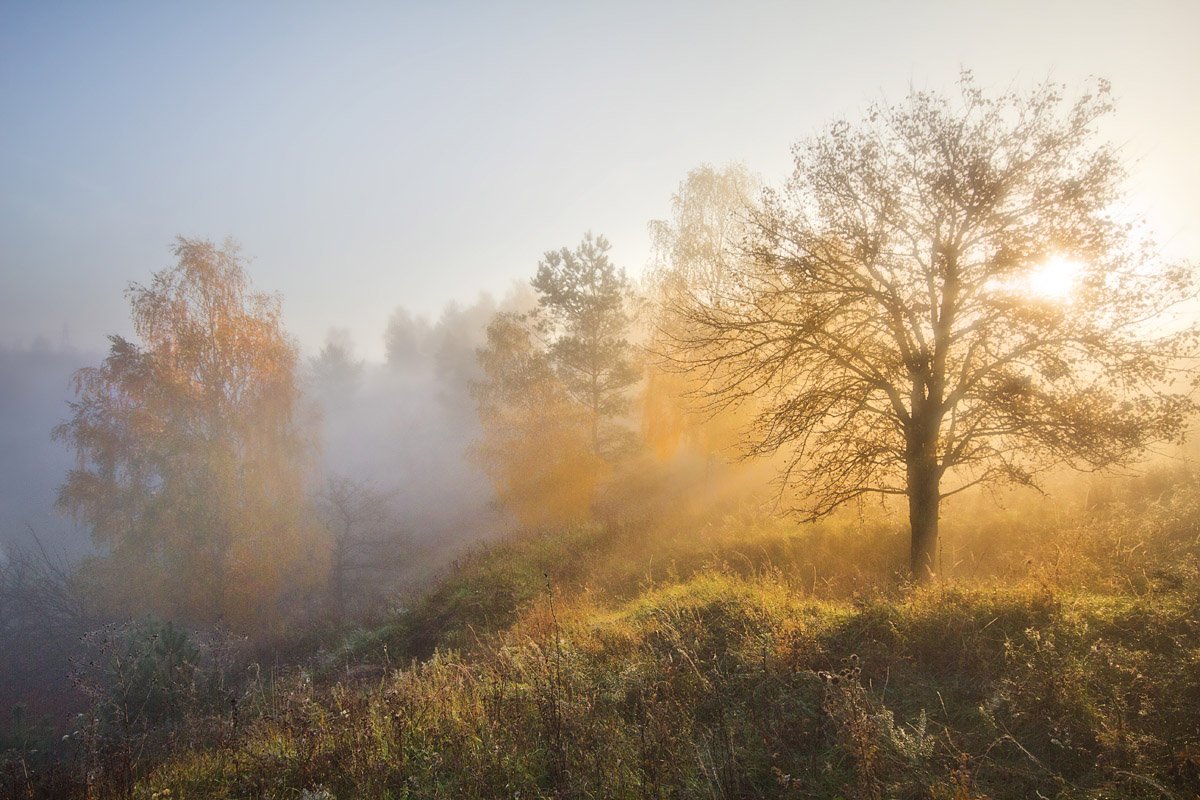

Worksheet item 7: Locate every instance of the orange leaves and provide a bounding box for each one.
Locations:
[55,237,324,634]
[472,313,608,529]
[478,404,609,530]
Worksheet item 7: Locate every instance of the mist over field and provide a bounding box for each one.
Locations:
[304,293,528,568]
[0,342,96,558]
[3,3,1200,799]
[0,296,517,571]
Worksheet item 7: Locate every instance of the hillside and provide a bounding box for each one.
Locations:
[8,470,1196,800]
[144,575,1200,800]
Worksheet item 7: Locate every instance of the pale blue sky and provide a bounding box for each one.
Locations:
[2,1,1198,359]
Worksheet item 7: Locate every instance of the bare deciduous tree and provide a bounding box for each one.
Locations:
[316,475,406,619]
[660,76,1197,580]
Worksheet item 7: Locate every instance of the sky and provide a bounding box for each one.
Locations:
[2,0,1198,360]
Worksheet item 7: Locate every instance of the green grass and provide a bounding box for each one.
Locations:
[13,471,1200,799]
[130,569,1199,799]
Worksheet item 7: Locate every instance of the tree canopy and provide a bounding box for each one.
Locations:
[659,77,1198,580]
[471,311,606,528]
[55,237,324,630]
[532,232,639,459]
[470,233,638,527]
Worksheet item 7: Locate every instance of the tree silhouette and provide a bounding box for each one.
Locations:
[309,327,364,407]
[316,475,404,619]
[660,77,1197,580]
[532,232,639,459]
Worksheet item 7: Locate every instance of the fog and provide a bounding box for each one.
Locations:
[306,292,524,574]
[0,293,533,577]
[0,341,96,560]
[1,2,1198,796]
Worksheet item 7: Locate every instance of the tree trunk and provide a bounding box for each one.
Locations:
[907,458,940,582]
[332,534,347,621]
[906,392,942,582]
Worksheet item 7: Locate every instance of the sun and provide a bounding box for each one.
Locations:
[1025,255,1082,302]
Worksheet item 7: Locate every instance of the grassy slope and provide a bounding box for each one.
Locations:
[136,490,1200,800]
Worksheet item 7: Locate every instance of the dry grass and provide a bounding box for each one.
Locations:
[6,466,1200,799]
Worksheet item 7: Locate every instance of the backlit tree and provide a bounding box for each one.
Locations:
[660,77,1197,580]
[532,232,639,459]
[471,312,606,528]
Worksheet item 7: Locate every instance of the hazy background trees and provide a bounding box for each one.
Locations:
[309,290,517,590]
[0,536,90,726]
[644,164,765,465]
[0,342,95,558]
[309,327,365,407]
[316,475,404,620]
[473,311,606,528]
[471,234,641,528]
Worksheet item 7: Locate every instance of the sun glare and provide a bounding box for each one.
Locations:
[1025,255,1081,302]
